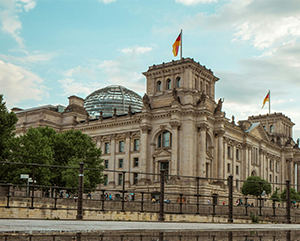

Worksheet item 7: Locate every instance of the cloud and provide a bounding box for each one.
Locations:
[175,0,217,5]
[65,66,96,80]
[0,0,36,47]
[98,0,116,4]
[0,50,54,64]
[59,78,95,97]
[121,46,153,55]
[0,59,47,107]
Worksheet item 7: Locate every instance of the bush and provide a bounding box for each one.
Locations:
[250,211,259,223]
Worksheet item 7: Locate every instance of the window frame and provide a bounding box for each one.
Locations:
[104,142,110,154]
[133,139,139,151]
[133,157,139,167]
[158,131,172,148]
[104,160,109,169]
[119,140,124,153]
[166,79,171,90]
[118,173,123,185]
[157,81,162,91]
[119,159,124,168]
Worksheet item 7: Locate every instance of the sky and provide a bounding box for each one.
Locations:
[1,0,300,138]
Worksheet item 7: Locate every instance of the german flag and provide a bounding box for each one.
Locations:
[262,91,270,109]
[172,32,181,57]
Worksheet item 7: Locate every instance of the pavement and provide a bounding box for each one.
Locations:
[1,220,300,234]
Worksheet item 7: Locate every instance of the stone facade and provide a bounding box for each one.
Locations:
[13,58,300,194]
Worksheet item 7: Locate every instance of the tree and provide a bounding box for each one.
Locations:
[241,176,271,197]
[2,126,104,191]
[280,187,300,202]
[270,188,281,202]
[0,94,18,162]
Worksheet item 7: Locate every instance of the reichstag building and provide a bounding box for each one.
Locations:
[12,58,300,194]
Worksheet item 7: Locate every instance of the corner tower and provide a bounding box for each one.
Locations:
[142,58,219,108]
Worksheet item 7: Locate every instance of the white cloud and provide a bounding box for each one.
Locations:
[175,0,217,5]
[0,59,47,107]
[121,46,152,55]
[59,78,97,97]
[0,51,54,64]
[65,66,96,80]
[98,0,116,4]
[0,0,36,47]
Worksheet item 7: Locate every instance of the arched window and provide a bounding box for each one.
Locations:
[158,131,172,148]
[157,81,162,91]
[176,77,180,88]
[251,170,256,176]
[228,146,231,158]
[270,125,274,133]
[236,149,239,160]
[166,79,171,90]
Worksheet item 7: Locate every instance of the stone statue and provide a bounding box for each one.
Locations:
[172,88,178,101]
[232,115,235,124]
[297,138,299,147]
[142,93,151,109]
[214,98,223,113]
[197,92,206,105]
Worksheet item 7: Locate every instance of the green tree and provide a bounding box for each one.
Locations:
[0,94,18,162]
[270,188,281,202]
[241,176,271,197]
[2,126,104,191]
[280,187,300,201]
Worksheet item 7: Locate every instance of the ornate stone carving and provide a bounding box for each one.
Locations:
[214,98,224,113]
[214,130,225,138]
[197,123,209,132]
[140,125,152,134]
[170,121,181,129]
[142,93,151,110]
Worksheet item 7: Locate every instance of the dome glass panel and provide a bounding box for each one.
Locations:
[84,85,143,117]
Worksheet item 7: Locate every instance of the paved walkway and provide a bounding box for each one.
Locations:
[1,220,300,234]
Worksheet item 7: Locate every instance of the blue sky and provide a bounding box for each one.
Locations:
[1,0,300,138]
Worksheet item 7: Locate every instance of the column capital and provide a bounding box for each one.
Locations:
[140,125,152,134]
[214,130,225,137]
[169,121,181,129]
[197,123,209,132]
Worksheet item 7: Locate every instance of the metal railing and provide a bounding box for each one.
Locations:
[0,161,299,223]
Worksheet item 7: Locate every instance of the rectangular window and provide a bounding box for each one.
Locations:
[133,173,138,185]
[119,141,124,152]
[227,163,230,173]
[270,174,272,182]
[104,160,109,169]
[236,149,239,160]
[133,157,139,167]
[118,173,123,185]
[227,146,231,158]
[134,139,140,151]
[270,160,272,170]
[104,142,110,154]
[236,179,239,190]
[276,162,278,172]
[104,174,108,186]
[236,165,239,175]
[276,176,278,184]
[119,159,123,168]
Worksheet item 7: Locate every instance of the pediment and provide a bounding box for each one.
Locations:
[153,149,172,158]
[247,123,269,141]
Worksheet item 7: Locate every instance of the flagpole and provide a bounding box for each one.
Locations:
[180,29,182,59]
[269,90,271,114]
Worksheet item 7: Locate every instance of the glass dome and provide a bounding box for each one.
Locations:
[84,85,143,117]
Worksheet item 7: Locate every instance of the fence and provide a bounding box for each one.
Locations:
[1,161,300,223]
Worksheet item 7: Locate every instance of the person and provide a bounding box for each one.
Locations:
[60,190,63,198]
[152,197,156,203]
[73,196,78,203]
[251,203,254,207]
[66,193,69,198]
[240,198,243,205]
[105,192,108,200]
[236,199,240,206]
[131,193,135,201]
[124,195,128,202]
[207,199,211,205]
[223,201,225,205]
[87,192,91,199]
[109,193,112,201]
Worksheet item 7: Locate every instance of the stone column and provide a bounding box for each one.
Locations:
[170,121,180,176]
[124,132,131,186]
[140,125,152,182]
[224,138,228,177]
[110,134,116,186]
[215,130,225,180]
[198,124,209,178]
[297,163,300,192]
